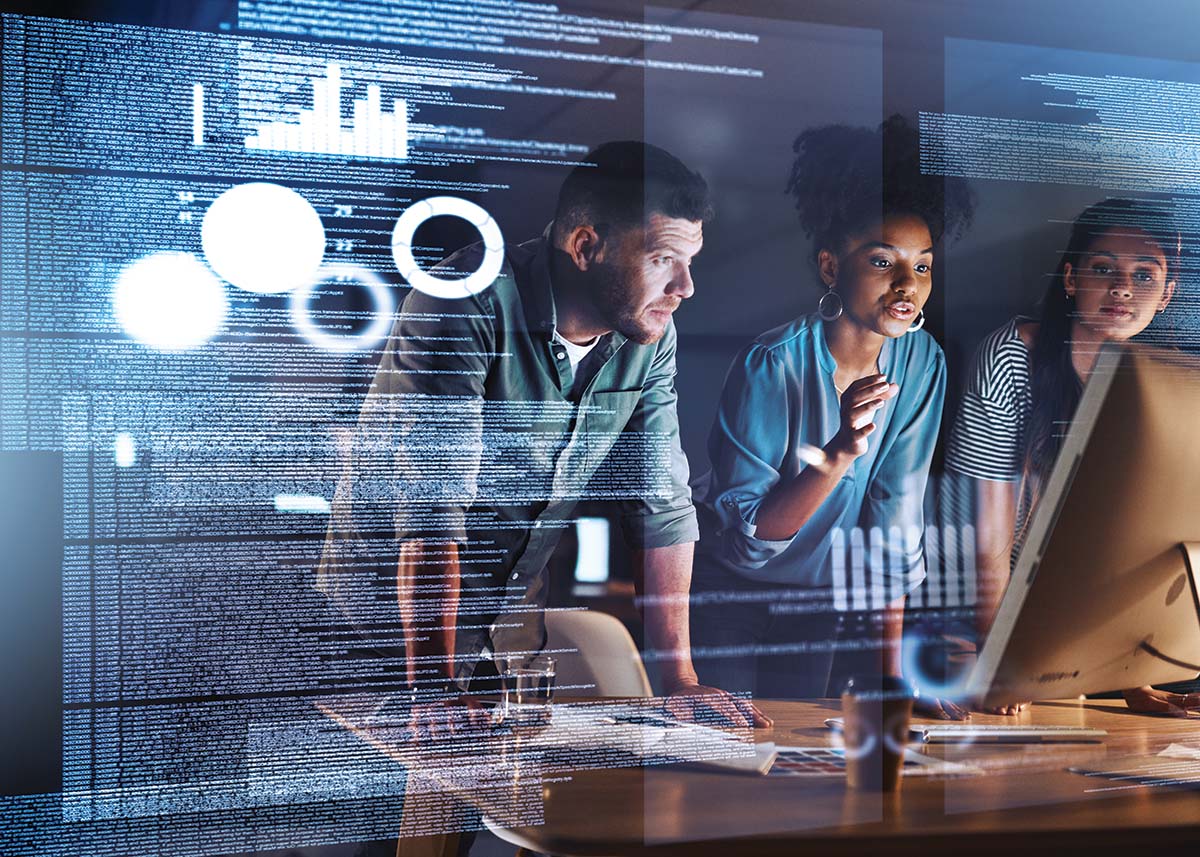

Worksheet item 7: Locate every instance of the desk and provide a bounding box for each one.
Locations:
[486,698,1200,856]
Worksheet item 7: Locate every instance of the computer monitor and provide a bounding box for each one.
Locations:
[967,343,1200,708]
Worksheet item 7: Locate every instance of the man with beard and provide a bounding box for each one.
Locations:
[321,141,766,734]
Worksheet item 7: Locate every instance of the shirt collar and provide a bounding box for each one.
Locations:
[813,313,895,377]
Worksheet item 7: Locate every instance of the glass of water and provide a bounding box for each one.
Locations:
[511,655,556,730]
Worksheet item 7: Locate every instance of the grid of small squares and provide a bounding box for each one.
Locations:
[768,748,848,776]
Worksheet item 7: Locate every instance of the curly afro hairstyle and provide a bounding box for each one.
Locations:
[785,114,974,274]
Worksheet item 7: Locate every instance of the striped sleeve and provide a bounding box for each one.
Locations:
[944,321,1031,482]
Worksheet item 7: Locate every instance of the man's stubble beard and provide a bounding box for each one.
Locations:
[589,260,667,346]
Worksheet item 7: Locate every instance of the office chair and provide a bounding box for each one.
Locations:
[544,609,652,698]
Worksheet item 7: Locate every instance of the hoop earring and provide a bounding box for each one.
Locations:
[818,287,843,321]
[905,310,926,334]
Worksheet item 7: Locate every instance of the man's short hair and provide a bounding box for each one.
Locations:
[553,141,714,242]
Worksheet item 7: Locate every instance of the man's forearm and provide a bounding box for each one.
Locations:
[397,539,462,686]
[633,542,699,692]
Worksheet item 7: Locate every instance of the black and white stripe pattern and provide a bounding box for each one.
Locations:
[945,318,1032,482]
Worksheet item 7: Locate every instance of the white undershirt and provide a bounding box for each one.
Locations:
[552,329,600,369]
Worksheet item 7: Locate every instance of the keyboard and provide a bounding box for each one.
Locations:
[825,718,1106,744]
[918,724,1107,744]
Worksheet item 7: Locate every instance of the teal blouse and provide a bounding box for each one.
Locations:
[693,314,945,593]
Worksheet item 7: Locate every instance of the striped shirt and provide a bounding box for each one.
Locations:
[945,318,1033,482]
[943,317,1035,565]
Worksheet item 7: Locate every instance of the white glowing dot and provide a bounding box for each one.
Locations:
[114,433,136,468]
[112,252,227,351]
[202,182,325,294]
[796,444,828,467]
[273,493,331,514]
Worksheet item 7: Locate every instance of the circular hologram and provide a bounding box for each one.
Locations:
[833,725,878,761]
[900,625,971,706]
[202,182,325,294]
[391,196,504,299]
[112,252,227,351]
[290,263,394,352]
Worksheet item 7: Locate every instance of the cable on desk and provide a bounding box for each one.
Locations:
[1138,640,1200,672]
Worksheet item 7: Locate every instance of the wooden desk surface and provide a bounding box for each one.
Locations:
[495,698,1200,856]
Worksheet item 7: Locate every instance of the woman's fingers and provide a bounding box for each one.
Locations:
[843,379,891,404]
[844,373,889,394]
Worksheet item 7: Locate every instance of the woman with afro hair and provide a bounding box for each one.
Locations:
[689,115,974,716]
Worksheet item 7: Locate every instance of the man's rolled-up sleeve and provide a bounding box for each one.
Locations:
[704,342,800,570]
[615,322,699,550]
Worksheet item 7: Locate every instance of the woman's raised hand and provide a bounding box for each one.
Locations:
[830,374,899,460]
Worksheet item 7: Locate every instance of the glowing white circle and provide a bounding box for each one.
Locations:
[290,264,394,352]
[202,182,326,294]
[112,252,227,351]
[391,196,504,299]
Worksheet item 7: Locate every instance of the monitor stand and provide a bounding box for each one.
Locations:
[971,541,1200,707]
[1136,542,1200,675]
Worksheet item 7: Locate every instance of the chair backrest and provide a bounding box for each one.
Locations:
[544,609,652,698]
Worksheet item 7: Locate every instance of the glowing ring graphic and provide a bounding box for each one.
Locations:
[290,264,394,352]
[836,723,878,761]
[391,196,504,299]
[882,710,913,757]
[900,628,970,705]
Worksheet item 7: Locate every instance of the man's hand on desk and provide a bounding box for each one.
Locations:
[913,695,971,721]
[663,681,773,728]
[1122,686,1200,717]
[406,695,493,741]
[977,701,1030,716]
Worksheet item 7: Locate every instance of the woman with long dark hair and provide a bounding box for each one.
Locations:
[689,116,974,716]
[945,197,1198,715]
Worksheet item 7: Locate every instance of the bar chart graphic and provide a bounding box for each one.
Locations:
[245,63,408,160]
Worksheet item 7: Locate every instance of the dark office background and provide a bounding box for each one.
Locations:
[4,0,1200,827]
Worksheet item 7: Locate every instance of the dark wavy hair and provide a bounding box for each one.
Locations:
[1022,198,1182,507]
[785,114,975,273]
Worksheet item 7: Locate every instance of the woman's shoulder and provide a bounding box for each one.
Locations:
[751,313,818,355]
[729,314,819,373]
[1014,319,1038,348]
[975,316,1034,373]
[966,316,1034,401]
[718,316,824,397]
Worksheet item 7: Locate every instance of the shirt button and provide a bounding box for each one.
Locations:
[511,572,519,580]
[555,351,567,360]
